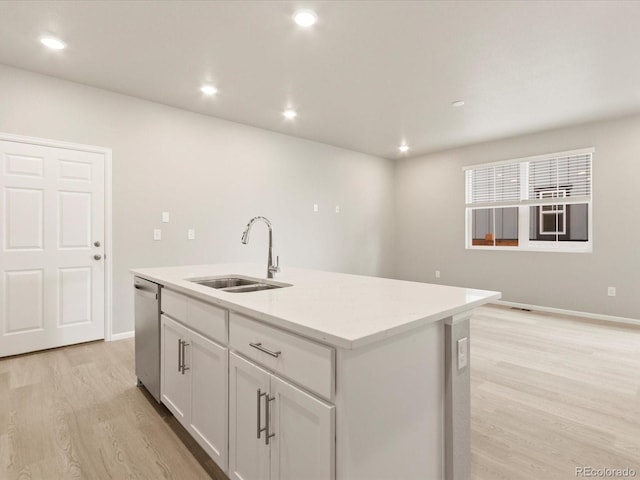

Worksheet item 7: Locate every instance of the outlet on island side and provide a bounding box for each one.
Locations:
[457,337,468,370]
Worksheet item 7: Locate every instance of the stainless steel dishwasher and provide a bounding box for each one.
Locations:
[134,276,161,402]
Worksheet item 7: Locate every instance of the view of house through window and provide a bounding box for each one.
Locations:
[465,149,592,252]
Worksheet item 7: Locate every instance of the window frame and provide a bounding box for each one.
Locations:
[464,148,593,253]
[538,190,566,236]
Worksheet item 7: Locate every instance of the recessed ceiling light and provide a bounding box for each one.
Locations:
[398,144,410,153]
[451,100,465,107]
[40,36,66,50]
[283,109,298,119]
[293,9,318,27]
[200,84,218,96]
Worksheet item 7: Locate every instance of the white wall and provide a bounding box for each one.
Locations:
[394,114,640,320]
[0,64,395,335]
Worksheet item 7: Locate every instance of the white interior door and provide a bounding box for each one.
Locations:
[0,139,106,357]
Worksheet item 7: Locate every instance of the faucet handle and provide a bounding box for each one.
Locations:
[268,255,280,275]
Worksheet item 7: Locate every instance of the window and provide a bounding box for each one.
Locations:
[464,148,593,252]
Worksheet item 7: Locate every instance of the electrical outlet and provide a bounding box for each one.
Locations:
[608,287,616,297]
[457,337,468,370]
[161,211,170,223]
[335,205,340,213]
[153,229,161,241]
[313,204,319,213]
[188,229,195,240]
[435,270,441,279]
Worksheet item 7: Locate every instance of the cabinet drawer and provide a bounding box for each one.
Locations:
[162,289,227,345]
[188,296,227,344]
[229,313,335,400]
[161,289,187,321]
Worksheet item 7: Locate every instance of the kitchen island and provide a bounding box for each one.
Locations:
[131,263,500,480]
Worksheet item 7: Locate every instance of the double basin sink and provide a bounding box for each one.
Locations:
[188,275,291,293]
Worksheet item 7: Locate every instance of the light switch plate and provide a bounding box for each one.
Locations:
[313,203,319,212]
[457,337,468,370]
[188,229,195,240]
[162,211,170,223]
[153,229,161,241]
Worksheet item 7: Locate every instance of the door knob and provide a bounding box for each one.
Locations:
[94,241,101,247]
[94,254,102,260]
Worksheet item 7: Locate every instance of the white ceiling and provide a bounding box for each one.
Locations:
[1,1,640,159]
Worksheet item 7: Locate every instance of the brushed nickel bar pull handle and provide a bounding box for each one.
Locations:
[181,342,190,374]
[249,342,281,358]
[178,339,182,373]
[257,389,267,439]
[265,394,275,445]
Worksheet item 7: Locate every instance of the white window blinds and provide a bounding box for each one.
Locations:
[465,149,592,207]
[465,163,520,206]
[527,152,591,205]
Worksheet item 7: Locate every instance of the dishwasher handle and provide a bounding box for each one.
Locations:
[135,284,158,300]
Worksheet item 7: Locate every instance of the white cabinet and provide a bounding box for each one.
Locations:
[161,315,189,423]
[189,328,228,471]
[229,352,270,480]
[229,312,335,400]
[161,314,229,471]
[229,352,335,480]
[269,374,335,480]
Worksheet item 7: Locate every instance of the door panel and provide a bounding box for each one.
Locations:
[270,375,335,480]
[229,352,270,480]
[58,191,91,248]
[0,139,105,357]
[58,267,92,326]
[5,152,44,177]
[4,187,44,250]
[4,269,44,333]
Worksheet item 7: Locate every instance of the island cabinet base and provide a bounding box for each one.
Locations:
[335,320,445,480]
[147,274,485,480]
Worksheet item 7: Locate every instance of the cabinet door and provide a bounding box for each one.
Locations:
[269,375,335,480]
[229,353,270,480]
[188,330,228,472]
[161,315,189,424]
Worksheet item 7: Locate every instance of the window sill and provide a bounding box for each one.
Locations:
[467,244,592,253]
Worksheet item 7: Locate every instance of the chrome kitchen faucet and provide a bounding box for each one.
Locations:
[241,216,280,279]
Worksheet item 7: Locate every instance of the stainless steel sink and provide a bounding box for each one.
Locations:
[187,276,291,293]
[193,277,256,289]
[224,284,279,293]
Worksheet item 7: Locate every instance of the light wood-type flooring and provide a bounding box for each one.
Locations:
[471,305,640,480]
[0,305,638,480]
[0,336,227,480]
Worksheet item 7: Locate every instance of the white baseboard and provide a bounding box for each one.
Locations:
[493,300,640,327]
[109,330,135,341]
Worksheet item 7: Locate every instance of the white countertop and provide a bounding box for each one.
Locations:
[131,263,500,349]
